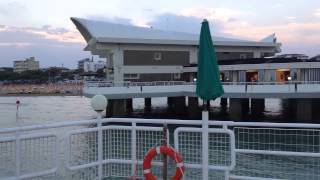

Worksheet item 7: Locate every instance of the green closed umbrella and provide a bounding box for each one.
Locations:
[196,19,224,102]
[197,19,225,179]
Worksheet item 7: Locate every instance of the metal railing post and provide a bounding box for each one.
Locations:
[15,128,21,179]
[97,113,103,180]
[162,124,168,180]
[202,111,209,179]
[131,122,137,176]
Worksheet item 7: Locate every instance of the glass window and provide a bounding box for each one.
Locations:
[154,52,162,61]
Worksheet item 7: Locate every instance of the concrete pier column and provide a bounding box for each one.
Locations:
[144,98,152,113]
[220,98,228,113]
[173,96,186,116]
[220,98,228,107]
[229,98,249,120]
[251,99,265,116]
[126,99,133,114]
[296,99,313,122]
[282,99,297,120]
[312,99,320,122]
[106,99,114,117]
[167,97,174,108]
[112,99,127,117]
[188,97,199,118]
[144,98,151,108]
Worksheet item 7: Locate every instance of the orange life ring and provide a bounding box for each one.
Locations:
[143,145,184,180]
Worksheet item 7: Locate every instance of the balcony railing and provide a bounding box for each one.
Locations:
[85,80,320,88]
[1,116,320,179]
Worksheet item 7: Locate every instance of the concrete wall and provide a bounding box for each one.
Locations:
[123,50,190,66]
[301,68,320,81]
[216,52,254,60]
[130,73,182,82]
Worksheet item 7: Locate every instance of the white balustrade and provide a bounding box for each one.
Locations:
[1,118,320,179]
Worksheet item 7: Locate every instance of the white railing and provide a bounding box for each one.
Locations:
[85,81,194,88]
[85,80,320,88]
[1,117,320,179]
[83,81,320,98]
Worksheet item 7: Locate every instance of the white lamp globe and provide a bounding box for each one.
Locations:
[91,95,107,112]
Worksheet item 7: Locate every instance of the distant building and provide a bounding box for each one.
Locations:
[275,54,309,60]
[77,58,92,70]
[0,67,13,72]
[72,18,281,82]
[310,55,320,61]
[13,57,39,73]
[83,60,106,73]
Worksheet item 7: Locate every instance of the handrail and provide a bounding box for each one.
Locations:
[84,81,195,87]
[2,118,320,134]
[2,117,320,179]
[84,80,320,88]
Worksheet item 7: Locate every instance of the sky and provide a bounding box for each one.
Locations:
[0,0,319,68]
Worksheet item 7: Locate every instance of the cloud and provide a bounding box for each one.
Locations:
[175,7,254,39]
[86,15,151,28]
[0,1,26,16]
[148,10,320,56]
[287,16,296,20]
[148,13,202,33]
[274,3,284,8]
[0,24,92,68]
[0,25,84,46]
[0,42,33,48]
[223,22,320,55]
[0,1,31,27]
[180,7,250,22]
[315,9,320,17]
[224,22,320,43]
[147,12,236,38]
[86,16,133,26]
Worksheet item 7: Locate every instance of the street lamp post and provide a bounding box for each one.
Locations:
[91,95,107,180]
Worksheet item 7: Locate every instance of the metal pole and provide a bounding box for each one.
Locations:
[97,112,103,180]
[15,129,21,179]
[15,105,21,179]
[202,110,209,179]
[162,124,168,180]
[131,122,137,176]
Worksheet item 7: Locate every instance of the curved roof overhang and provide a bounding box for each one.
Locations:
[71,17,93,42]
[71,17,281,52]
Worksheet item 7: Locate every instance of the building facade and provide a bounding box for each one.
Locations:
[71,17,282,82]
[182,58,320,83]
[13,57,39,73]
[83,60,106,73]
[77,58,92,71]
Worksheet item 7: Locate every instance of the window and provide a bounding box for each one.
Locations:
[124,74,140,80]
[173,73,181,80]
[240,54,247,59]
[154,52,162,61]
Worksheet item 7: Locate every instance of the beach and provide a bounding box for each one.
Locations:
[0,83,83,96]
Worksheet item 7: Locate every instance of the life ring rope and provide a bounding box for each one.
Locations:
[143,145,185,180]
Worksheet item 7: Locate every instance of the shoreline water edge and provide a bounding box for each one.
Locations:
[0,83,83,96]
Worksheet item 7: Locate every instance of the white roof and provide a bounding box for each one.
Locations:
[71,17,279,47]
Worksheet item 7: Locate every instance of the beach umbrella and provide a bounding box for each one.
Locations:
[196,19,224,179]
[196,19,224,103]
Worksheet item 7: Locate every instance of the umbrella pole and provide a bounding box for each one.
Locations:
[162,124,168,180]
[202,100,211,111]
[202,100,209,179]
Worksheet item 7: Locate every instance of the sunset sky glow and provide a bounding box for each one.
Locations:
[0,0,319,68]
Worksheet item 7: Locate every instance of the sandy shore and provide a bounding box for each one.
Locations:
[0,93,81,97]
[0,83,83,96]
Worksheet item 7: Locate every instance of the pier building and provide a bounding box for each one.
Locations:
[72,17,320,122]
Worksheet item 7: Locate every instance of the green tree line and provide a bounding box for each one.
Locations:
[0,68,76,82]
